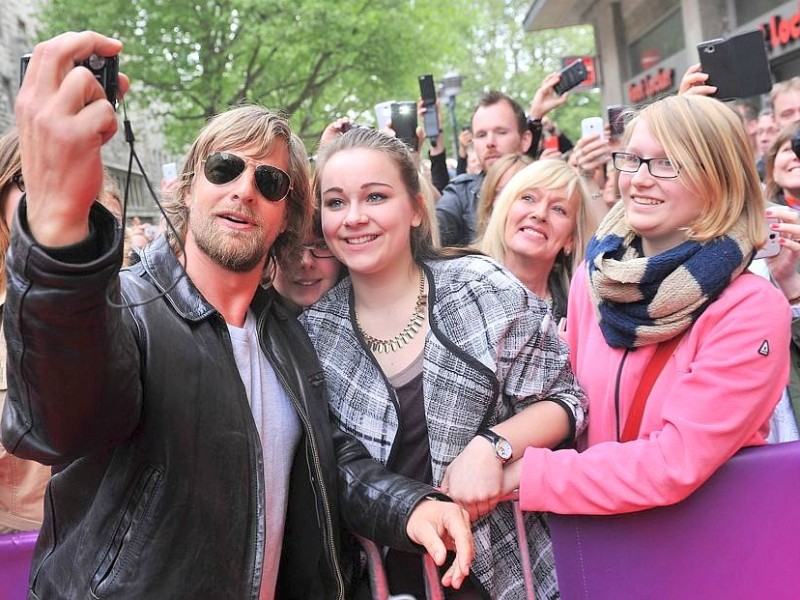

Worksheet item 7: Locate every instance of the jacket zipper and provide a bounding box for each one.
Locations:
[258,312,345,600]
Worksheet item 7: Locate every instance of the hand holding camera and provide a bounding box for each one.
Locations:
[15,31,128,247]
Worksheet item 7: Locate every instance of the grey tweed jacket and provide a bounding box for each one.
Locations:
[303,255,587,599]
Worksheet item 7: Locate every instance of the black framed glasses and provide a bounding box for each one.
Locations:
[303,242,335,259]
[203,151,292,202]
[11,171,24,193]
[611,152,680,179]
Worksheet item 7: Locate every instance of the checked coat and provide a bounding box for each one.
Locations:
[302,255,587,600]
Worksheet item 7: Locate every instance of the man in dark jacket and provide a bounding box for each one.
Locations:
[436,74,569,247]
[1,31,473,599]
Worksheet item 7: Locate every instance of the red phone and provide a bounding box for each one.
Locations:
[543,136,559,150]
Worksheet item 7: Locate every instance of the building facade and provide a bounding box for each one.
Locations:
[1,0,168,219]
[524,0,800,110]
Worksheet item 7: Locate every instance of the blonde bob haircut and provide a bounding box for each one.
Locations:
[163,104,313,275]
[481,158,595,291]
[623,95,765,245]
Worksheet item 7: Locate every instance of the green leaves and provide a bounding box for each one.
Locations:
[37,0,596,152]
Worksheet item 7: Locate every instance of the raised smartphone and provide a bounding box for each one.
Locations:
[374,101,393,131]
[418,74,440,146]
[161,162,178,181]
[581,117,605,139]
[391,101,419,151]
[755,217,781,260]
[697,29,772,101]
[553,60,589,95]
[607,105,625,137]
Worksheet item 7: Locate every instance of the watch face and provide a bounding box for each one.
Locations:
[496,439,513,461]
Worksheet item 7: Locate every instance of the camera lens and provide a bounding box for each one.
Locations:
[86,54,106,70]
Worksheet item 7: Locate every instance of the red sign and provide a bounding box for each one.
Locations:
[562,56,598,90]
[627,68,675,104]
[762,5,800,52]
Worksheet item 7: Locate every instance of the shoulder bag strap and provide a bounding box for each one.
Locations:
[620,331,686,443]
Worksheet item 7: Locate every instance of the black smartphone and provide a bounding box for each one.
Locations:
[391,101,419,151]
[553,60,589,95]
[418,74,440,147]
[697,29,772,101]
[607,105,625,137]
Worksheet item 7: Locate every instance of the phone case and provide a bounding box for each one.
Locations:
[554,61,589,95]
[374,101,393,131]
[697,29,772,101]
[391,101,419,151]
[581,117,604,139]
[418,75,440,142]
[607,105,625,137]
[755,217,781,259]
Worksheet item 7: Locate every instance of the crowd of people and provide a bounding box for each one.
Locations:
[1,28,799,600]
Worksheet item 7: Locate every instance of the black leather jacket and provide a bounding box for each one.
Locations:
[1,204,437,599]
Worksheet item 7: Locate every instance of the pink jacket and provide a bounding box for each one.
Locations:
[519,268,790,515]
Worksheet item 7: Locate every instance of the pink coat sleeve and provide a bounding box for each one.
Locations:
[519,273,791,515]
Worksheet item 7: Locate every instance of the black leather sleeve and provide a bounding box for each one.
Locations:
[333,426,448,553]
[1,201,142,464]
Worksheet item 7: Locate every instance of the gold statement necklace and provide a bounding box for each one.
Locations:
[356,268,427,354]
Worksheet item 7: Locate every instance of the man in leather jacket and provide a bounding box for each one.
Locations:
[1,32,473,599]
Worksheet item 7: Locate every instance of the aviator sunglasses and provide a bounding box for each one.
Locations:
[203,151,292,202]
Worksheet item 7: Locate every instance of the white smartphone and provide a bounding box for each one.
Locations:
[161,162,178,181]
[755,217,781,260]
[581,116,605,139]
[374,101,393,131]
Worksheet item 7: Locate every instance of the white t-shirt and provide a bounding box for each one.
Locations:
[228,311,302,600]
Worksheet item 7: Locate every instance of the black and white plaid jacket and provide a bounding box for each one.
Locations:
[303,255,587,600]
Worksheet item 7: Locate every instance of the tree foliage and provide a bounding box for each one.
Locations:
[37,0,596,152]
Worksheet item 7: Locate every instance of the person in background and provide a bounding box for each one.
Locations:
[272,213,343,313]
[771,77,800,129]
[474,152,533,241]
[305,127,587,599]
[732,99,759,156]
[501,94,790,518]
[0,128,50,535]
[3,31,474,598]
[481,159,596,323]
[756,109,779,180]
[455,128,474,176]
[437,72,570,247]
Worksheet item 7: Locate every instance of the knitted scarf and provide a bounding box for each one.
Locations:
[585,201,754,349]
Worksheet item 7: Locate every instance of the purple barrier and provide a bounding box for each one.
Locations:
[0,530,37,600]
[549,441,800,600]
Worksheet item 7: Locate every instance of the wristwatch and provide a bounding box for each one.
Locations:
[476,429,513,464]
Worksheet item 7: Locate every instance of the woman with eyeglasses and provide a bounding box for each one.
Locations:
[500,94,790,516]
[272,214,343,312]
[0,128,51,534]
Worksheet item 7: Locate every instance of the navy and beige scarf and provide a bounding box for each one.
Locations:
[585,202,754,349]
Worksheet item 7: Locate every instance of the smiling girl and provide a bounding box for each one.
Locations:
[302,128,586,599]
[502,94,790,516]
